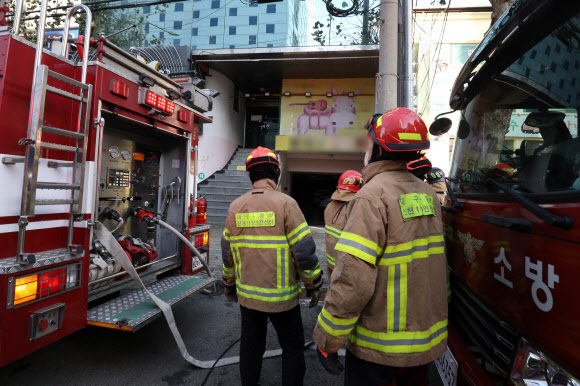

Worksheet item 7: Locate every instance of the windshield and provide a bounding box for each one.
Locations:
[449,13,580,196]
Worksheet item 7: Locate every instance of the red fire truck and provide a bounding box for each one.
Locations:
[0,1,214,367]
[431,0,580,384]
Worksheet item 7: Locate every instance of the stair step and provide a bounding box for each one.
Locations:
[87,275,216,332]
[46,85,85,103]
[199,187,250,195]
[224,170,249,176]
[207,208,228,216]
[202,193,241,201]
[207,202,231,210]
[207,215,227,224]
[36,199,74,205]
[203,181,252,189]
[43,125,85,139]
[211,175,249,183]
[41,142,79,153]
[37,182,80,190]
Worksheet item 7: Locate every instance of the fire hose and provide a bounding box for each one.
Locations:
[94,218,314,370]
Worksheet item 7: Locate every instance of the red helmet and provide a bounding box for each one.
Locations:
[337,170,363,193]
[487,163,516,181]
[365,107,429,152]
[407,156,432,179]
[246,146,280,171]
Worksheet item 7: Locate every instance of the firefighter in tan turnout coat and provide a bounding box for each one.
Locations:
[313,108,448,385]
[324,170,362,281]
[222,146,323,386]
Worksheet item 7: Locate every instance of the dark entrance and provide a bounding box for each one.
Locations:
[244,98,280,149]
[291,172,341,226]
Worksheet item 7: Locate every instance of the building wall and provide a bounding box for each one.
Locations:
[144,0,306,50]
[196,69,246,184]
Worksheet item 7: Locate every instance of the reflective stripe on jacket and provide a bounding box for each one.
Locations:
[324,200,348,281]
[313,160,448,367]
[222,179,322,313]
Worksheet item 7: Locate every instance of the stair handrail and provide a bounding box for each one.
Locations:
[11,0,24,35]
[61,4,92,84]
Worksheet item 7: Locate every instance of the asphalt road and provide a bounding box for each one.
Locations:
[0,224,443,385]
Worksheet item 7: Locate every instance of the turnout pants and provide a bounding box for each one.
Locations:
[345,349,428,386]
[240,304,306,386]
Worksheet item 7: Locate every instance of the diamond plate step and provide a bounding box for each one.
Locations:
[87,275,216,332]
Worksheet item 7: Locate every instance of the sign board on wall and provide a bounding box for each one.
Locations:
[277,78,375,152]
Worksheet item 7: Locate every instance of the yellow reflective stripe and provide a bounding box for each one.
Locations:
[230,242,288,249]
[379,235,445,266]
[350,319,448,354]
[222,264,235,277]
[236,281,300,302]
[398,132,422,140]
[399,264,408,332]
[387,266,395,332]
[326,253,335,266]
[223,228,230,241]
[299,264,321,279]
[229,235,287,241]
[325,225,341,238]
[317,308,359,337]
[287,222,308,239]
[335,231,382,265]
[288,228,311,246]
[277,248,282,289]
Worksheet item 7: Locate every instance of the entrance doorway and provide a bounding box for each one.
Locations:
[244,99,280,149]
[291,172,341,226]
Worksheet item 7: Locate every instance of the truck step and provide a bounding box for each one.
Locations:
[87,275,216,332]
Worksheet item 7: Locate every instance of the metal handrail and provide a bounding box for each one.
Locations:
[11,0,23,34]
[61,4,92,83]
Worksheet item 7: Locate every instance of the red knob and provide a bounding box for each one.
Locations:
[39,319,49,331]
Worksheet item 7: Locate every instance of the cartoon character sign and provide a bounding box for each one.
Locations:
[292,84,363,136]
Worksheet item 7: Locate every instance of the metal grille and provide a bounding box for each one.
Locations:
[451,279,520,377]
[8,262,82,308]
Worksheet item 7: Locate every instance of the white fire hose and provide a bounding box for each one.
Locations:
[93,221,297,369]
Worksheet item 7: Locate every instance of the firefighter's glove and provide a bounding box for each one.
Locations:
[317,347,343,375]
[224,285,238,302]
[307,289,321,308]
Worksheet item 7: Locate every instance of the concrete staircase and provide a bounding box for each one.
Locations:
[198,148,253,224]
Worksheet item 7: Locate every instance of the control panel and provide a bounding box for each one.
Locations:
[107,168,131,188]
[29,303,65,341]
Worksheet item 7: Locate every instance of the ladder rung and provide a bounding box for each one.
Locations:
[35,199,75,205]
[2,157,25,165]
[41,142,79,153]
[47,161,74,168]
[46,86,85,103]
[43,125,85,140]
[37,182,80,190]
[47,70,89,90]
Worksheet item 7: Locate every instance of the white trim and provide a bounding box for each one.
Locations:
[0,220,88,234]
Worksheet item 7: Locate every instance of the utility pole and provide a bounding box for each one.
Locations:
[375,0,399,113]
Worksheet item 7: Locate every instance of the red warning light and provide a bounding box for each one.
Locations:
[165,100,175,114]
[156,96,167,111]
[145,91,157,106]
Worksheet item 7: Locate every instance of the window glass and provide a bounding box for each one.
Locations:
[159,31,165,38]
[266,4,276,13]
[267,44,274,48]
[145,23,149,32]
[211,0,220,9]
[160,13,165,22]
[449,13,580,195]
[249,35,256,45]
[210,18,218,27]
[229,26,236,35]
[174,21,182,30]
[144,5,150,13]
[229,8,237,16]
[175,3,184,11]
[230,45,235,49]
[250,2,258,7]
[209,36,216,44]
[266,24,275,33]
[174,38,180,45]
[193,10,200,18]
[192,27,198,36]
[249,16,257,25]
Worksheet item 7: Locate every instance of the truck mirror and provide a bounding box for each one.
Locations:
[429,117,452,136]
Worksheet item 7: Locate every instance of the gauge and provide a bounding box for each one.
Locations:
[121,149,131,160]
[109,146,120,159]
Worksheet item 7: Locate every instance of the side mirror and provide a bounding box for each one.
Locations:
[429,117,452,136]
[457,119,471,139]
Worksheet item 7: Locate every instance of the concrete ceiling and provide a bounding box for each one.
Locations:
[192,45,379,94]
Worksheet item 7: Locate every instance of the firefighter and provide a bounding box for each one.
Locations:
[325,170,363,282]
[313,108,448,385]
[221,146,323,386]
[425,167,446,205]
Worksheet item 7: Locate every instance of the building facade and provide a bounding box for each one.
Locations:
[144,0,307,50]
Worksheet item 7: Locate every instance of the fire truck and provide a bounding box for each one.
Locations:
[0,1,215,367]
[430,0,580,385]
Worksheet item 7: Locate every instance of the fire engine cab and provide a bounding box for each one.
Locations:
[0,1,214,367]
[431,0,580,385]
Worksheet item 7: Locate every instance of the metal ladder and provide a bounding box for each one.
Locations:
[13,2,93,264]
